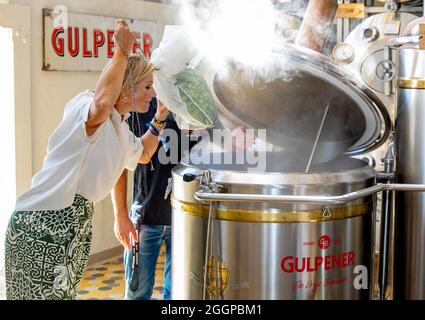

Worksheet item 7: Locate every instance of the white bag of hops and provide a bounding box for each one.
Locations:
[151,25,217,129]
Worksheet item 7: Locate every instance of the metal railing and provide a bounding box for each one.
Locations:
[195,183,425,205]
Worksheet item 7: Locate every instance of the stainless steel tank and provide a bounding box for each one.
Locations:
[172,156,375,300]
[332,11,418,300]
[171,44,391,300]
[395,42,425,299]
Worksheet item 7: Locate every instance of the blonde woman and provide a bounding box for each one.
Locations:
[4,20,169,300]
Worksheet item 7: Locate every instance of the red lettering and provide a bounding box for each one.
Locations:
[67,27,79,57]
[133,32,141,53]
[324,255,331,270]
[325,277,347,286]
[107,29,115,58]
[93,29,105,57]
[341,252,348,267]
[314,256,323,271]
[143,33,153,58]
[306,257,314,272]
[281,251,357,274]
[294,258,305,272]
[281,256,294,273]
[332,253,341,269]
[82,28,92,57]
[348,251,355,266]
[51,27,64,57]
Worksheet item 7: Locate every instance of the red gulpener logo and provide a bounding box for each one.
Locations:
[318,235,331,250]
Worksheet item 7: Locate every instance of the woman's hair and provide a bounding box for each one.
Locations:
[122,53,155,91]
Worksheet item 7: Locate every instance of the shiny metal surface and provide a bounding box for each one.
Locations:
[172,198,372,223]
[398,78,425,89]
[171,159,375,300]
[342,12,417,120]
[375,0,412,3]
[403,12,425,37]
[377,144,395,300]
[204,44,391,160]
[344,12,417,137]
[339,14,417,300]
[172,207,370,300]
[395,44,425,299]
[195,183,425,205]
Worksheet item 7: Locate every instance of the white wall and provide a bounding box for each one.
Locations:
[8,0,179,255]
[0,25,15,300]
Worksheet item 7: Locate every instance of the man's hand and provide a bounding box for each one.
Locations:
[231,126,255,150]
[114,214,138,251]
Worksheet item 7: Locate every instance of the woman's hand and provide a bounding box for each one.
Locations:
[87,19,135,133]
[114,19,135,57]
[155,99,170,122]
[114,215,137,251]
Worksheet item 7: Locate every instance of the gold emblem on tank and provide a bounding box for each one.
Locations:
[171,197,372,223]
[206,256,230,298]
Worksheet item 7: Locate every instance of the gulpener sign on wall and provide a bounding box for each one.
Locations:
[43,8,159,71]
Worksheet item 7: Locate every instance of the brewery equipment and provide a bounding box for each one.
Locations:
[331,8,419,300]
[296,0,338,52]
[394,13,425,299]
[169,1,425,301]
[336,1,425,301]
[336,1,423,44]
[171,44,393,300]
[333,11,418,119]
[172,155,375,299]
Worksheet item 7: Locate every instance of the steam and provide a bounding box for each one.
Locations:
[159,0,357,171]
[180,0,278,69]
[157,0,340,85]
[168,0,309,82]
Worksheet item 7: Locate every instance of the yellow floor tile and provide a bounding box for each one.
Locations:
[78,244,166,300]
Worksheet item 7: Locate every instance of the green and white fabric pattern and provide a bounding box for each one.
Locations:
[5,194,94,300]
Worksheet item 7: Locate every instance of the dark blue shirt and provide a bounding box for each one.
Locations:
[127,98,181,226]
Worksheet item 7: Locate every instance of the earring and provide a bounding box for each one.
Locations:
[121,96,128,104]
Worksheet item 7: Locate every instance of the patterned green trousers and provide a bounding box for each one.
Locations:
[5,194,94,300]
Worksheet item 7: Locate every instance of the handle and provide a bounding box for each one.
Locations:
[183,173,198,182]
[195,183,425,205]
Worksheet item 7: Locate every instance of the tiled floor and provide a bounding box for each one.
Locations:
[0,269,5,300]
[77,245,166,300]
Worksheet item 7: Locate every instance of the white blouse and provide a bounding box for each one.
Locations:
[15,90,144,211]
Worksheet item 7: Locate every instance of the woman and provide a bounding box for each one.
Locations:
[4,20,168,300]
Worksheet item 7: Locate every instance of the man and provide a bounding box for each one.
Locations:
[112,97,191,300]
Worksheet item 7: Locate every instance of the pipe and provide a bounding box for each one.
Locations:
[195,183,425,205]
[305,103,330,173]
[378,143,395,300]
[389,36,419,48]
[295,0,338,53]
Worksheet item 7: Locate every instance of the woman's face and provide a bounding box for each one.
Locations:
[116,72,156,115]
[133,72,156,112]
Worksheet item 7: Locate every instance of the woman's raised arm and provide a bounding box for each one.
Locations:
[86,20,134,136]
